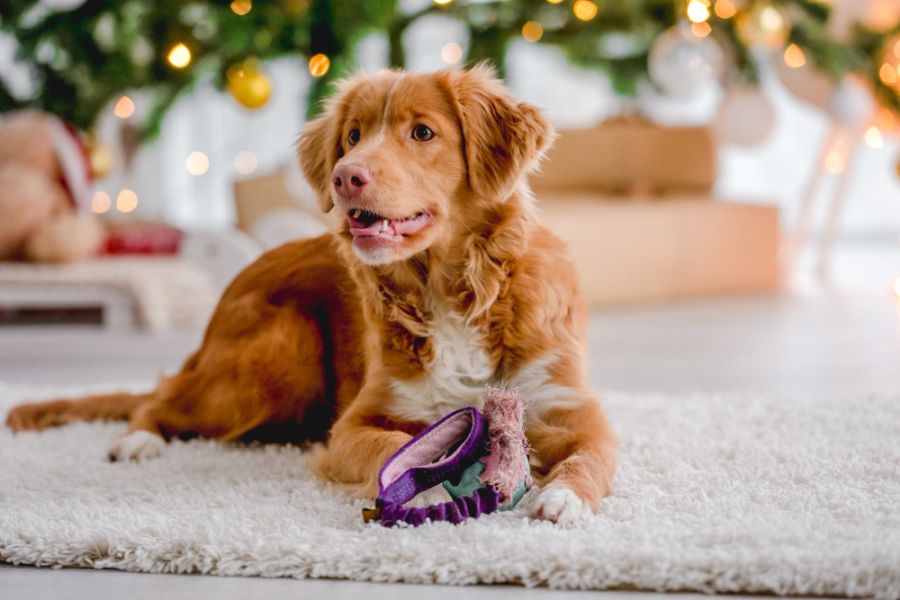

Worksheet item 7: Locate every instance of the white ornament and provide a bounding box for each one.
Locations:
[648,23,724,97]
[713,86,776,147]
[774,56,834,111]
[829,77,875,127]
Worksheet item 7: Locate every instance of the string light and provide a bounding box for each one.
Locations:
[880,63,898,86]
[433,0,452,5]
[864,126,884,149]
[185,151,210,175]
[522,21,544,43]
[308,53,330,77]
[546,0,563,3]
[113,95,134,119]
[824,147,846,174]
[234,150,258,175]
[91,191,111,214]
[714,0,736,19]
[783,43,806,68]
[759,6,784,31]
[691,22,712,38]
[230,0,252,15]
[573,0,598,21]
[167,43,191,69]
[440,42,463,64]
[116,189,138,213]
[687,0,711,24]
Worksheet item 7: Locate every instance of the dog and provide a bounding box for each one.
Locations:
[6,66,618,524]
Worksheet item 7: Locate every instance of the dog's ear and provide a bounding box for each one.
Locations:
[448,65,554,200]
[297,108,341,213]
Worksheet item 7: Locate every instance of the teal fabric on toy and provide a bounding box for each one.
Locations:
[442,453,531,510]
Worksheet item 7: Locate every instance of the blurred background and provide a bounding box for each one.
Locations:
[0,0,897,393]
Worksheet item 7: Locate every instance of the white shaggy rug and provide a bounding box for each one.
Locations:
[1,383,899,598]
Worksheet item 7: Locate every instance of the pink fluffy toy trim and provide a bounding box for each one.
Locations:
[481,387,529,500]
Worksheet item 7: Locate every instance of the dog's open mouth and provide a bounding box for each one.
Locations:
[346,208,432,240]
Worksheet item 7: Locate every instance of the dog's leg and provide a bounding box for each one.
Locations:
[6,391,154,432]
[310,383,420,498]
[105,373,281,462]
[311,419,413,499]
[526,394,619,525]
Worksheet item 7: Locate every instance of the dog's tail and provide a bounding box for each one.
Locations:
[5,390,154,432]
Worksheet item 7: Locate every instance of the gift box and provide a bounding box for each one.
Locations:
[539,193,779,306]
[532,119,717,196]
[533,121,781,306]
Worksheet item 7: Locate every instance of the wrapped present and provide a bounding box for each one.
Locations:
[533,119,780,306]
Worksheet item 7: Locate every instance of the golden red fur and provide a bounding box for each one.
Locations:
[6,66,618,524]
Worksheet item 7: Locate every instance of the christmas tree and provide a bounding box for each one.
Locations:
[1,0,897,141]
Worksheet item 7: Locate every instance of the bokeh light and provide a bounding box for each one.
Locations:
[522,21,544,43]
[687,0,710,23]
[185,151,210,176]
[573,0,598,21]
[691,22,712,38]
[91,191,111,214]
[230,0,252,15]
[167,43,191,68]
[441,42,463,64]
[113,96,134,119]
[234,150,258,175]
[714,0,736,19]
[864,126,884,149]
[783,43,806,68]
[116,189,138,213]
[824,148,846,174]
[308,53,330,77]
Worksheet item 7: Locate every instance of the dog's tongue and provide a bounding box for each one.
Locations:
[349,219,386,238]
[348,213,430,238]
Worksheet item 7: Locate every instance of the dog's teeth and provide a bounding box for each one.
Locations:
[352,209,361,219]
[381,219,389,233]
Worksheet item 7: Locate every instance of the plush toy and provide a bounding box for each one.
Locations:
[363,388,532,527]
[0,112,106,263]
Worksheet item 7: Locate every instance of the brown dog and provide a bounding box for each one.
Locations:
[6,66,618,524]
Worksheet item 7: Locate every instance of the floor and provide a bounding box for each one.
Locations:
[1,238,898,598]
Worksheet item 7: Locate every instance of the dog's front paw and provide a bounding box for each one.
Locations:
[529,485,594,525]
[108,430,165,462]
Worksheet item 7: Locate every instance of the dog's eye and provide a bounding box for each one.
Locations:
[348,128,361,146]
[412,125,434,142]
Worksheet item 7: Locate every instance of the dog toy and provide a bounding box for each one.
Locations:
[362,388,532,527]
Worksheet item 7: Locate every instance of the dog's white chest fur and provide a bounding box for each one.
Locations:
[390,308,494,422]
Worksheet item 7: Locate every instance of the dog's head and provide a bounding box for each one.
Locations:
[298,66,552,266]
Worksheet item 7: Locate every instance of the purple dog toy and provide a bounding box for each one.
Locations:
[362,388,532,527]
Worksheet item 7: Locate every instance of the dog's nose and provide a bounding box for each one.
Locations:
[332,164,371,198]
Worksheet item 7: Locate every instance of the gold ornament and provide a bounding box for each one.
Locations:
[88,140,114,179]
[735,2,789,49]
[308,53,330,78]
[226,60,272,110]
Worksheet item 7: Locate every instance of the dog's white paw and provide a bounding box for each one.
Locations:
[406,485,453,508]
[529,485,593,525]
[108,431,165,462]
